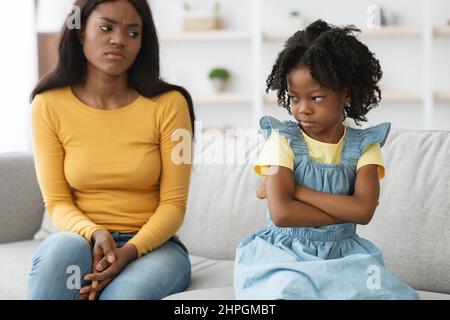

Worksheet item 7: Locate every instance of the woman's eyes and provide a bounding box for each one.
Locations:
[98,26,140,38]
[99,26,111,32]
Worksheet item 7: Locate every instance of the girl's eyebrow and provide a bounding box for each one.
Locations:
[97,17,141,28]
[288,87,322,95]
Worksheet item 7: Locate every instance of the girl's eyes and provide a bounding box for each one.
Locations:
[98,26,140,38]
[287,94,325,103]
[287,94,300,103]
[312,96,324,102]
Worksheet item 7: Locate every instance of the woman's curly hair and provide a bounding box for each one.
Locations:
[266,19,383,125]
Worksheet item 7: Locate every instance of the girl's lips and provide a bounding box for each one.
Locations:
[104,53,126,61]
[300,121,315,127]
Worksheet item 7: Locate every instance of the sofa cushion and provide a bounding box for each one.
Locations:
[0,152,44,244]
[358,128,450,294]
[164,287,450,300]
[0,240,41,300]
[0,239,234,300]
[178,135,267,260]
[188,255,234,291]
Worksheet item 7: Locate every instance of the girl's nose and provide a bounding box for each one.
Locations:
[298,101,312,114]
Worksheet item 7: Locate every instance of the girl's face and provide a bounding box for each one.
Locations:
[287,66,349,137]
[78,0,142,77]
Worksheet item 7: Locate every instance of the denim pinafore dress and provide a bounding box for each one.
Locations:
[234,116,419,300]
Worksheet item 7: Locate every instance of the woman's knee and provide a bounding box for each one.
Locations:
[27,232,92,299]
[32,232,92,266]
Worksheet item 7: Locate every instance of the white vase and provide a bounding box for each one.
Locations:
[211,79,227,93]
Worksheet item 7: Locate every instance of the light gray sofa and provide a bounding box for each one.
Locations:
[1,127,449,300]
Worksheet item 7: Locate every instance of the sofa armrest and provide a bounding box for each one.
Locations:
[0,152,44,243]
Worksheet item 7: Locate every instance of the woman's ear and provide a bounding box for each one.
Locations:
[77,28,85,45]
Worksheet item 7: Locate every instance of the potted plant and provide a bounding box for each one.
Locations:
[182,1,221,31]
[208,67,230,93]
[288,10,306,30]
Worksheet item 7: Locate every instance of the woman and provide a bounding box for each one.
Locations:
[28,0,195,300]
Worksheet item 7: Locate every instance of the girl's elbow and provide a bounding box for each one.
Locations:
[268,203,289,227]
[358,209,376,225]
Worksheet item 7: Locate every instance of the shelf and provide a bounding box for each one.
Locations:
[359,25,422,37]
[160,30,252,42]
[435,91,450,102]
[382,91,422,102]
[264,91,423,104]
[263,25,422,42]
[193,93,253,105]
[434,26,450,36]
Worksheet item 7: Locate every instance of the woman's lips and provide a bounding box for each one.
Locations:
[104,53,126,61]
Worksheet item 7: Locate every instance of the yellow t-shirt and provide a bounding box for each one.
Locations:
[31,86,192,257]
[254,126,385,179]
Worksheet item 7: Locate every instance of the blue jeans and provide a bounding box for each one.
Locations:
[27,231,191,300]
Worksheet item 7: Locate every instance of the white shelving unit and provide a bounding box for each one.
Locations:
[193,93,253,104]
[263,25,423,41]
[160,30,252,42]
[157,0,450,130]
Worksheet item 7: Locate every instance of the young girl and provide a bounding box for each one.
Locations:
[234,20,419,300]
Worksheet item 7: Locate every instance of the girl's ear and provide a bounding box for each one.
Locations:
[343,87,351,102]
[344,87,350,99]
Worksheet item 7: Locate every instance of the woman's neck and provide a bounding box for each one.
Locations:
[74,65,138,109]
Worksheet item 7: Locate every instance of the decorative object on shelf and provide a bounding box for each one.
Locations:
[182,1,221,31]
[288,10,306,30]
[208,67,230,93]
[366,4,383,29]
[366,4,398,29]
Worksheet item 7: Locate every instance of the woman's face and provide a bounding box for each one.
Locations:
[78,0,143,77]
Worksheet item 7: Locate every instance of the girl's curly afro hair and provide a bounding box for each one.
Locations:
[266,19,383,125]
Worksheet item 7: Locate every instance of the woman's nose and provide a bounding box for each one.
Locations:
[110,31,126,47]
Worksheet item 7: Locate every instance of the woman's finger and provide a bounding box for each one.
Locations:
[79,284,92,295]
[87,278,112,300]
[100,243,116,264]
[79,293,88,300]
[88,290,97,300]
[95,256,110,272]
[85,268,113,282]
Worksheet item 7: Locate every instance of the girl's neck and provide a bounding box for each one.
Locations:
[300,122,345,144]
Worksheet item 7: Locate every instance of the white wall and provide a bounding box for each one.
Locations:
[1,0,448,154]
[152,0,450,131]
[0,1,38,153]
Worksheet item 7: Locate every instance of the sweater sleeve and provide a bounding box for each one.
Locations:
[31,94,107,243]
[127,92,193,257]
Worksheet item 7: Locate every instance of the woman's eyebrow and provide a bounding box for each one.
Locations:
[97,17,141,28]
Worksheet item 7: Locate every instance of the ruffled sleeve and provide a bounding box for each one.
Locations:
[259,116,292,141]
[360,122,391,149]
[255,116,295,176]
